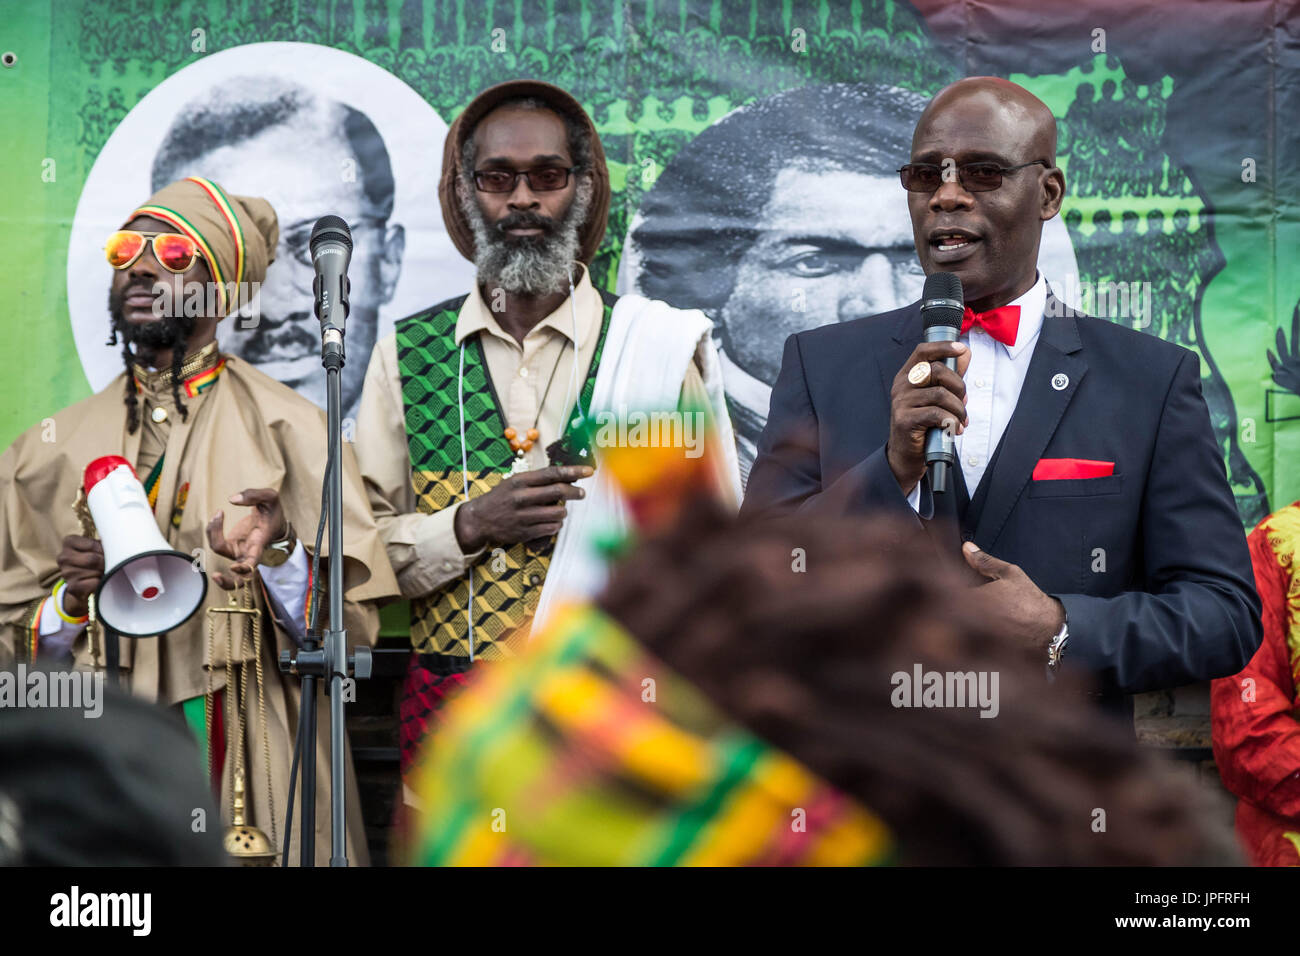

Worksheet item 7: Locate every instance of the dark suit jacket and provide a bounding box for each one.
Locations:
[741,294,1262,696]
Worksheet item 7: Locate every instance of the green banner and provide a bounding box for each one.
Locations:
[0,0,1294,524]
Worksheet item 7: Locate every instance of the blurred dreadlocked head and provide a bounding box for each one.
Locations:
[597,499,1237,866]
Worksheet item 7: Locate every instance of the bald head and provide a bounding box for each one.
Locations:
[904,76,1065,312]
[917,77,1057,165]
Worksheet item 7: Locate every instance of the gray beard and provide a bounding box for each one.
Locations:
[460,179,592,296]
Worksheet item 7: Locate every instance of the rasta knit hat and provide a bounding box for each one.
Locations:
[438,79,611,266]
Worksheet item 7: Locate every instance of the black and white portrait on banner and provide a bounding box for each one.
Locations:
[619,84,1081,483]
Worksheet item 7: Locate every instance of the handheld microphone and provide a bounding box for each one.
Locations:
[920,272,964,494]
[309,216,352,367]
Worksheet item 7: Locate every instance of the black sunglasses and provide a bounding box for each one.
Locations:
[898,160,1050,193]
[472,166,576,193]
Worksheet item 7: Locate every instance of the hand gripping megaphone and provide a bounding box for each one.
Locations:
[84,455,208,637]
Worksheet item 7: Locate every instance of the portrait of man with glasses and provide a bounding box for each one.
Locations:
[149,75,408,419]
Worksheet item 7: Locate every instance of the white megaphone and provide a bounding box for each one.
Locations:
[84,455,208,637]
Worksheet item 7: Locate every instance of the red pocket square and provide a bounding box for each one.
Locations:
[1032,458,1115,480]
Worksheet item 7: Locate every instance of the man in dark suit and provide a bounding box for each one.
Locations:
[742,76,1261,697]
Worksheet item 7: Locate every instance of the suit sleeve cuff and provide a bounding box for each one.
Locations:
[853,446,928,523]
[1050,593,1101,677]
[905,473,934,520]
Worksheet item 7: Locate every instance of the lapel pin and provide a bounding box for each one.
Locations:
[1051,373,1069,391]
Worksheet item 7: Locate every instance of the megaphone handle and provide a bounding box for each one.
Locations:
[103,623,120,688]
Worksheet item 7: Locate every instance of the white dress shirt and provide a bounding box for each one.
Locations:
[909,274,1048,509]
[259,540,311,646]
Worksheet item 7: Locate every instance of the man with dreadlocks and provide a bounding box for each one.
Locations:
[354,80,740,805]
[0,177,397,865]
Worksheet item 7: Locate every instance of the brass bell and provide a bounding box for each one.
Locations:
[223,772,277,866]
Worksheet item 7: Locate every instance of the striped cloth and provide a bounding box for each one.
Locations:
[408,604,893,866]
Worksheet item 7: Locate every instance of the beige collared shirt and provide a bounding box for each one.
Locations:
[356,266,707,599]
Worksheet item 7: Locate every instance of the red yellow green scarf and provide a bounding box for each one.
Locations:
[407,603,893,866]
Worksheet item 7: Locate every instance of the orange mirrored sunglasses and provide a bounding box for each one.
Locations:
[104,230,204,274]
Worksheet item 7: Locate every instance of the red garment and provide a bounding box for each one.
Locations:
[398,654,473,784]
[1211,503,1300,866]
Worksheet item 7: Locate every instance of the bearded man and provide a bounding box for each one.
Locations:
[355,80,739,802]
[0,177,397,864]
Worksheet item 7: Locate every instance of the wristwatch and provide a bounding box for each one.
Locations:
[258,520,296,568]
[1046,618,1069,680]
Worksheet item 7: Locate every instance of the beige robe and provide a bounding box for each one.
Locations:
[0,355,399,866]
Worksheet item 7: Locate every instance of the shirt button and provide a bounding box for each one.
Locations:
[967,455,979,467]
[151,406,168,423]
[442,561,454,571]
[519,367,529,377]
[528,573,541,586]
[975,378,986,388]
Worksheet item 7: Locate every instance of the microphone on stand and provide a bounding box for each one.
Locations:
[920,272,964,494]
[283,214,369,866]
[309,216,352,365]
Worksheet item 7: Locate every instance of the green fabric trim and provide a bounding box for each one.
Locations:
[180,694,207,774]
[143,455,165,497]
[646,736,766,866]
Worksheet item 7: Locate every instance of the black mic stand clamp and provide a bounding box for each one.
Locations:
[279,643,373,687]
[278,639,372,863]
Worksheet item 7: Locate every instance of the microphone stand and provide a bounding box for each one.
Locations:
[278,318,371,866]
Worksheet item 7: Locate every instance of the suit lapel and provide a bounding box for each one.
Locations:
[951,456,970,518]
[876,303,923,409]
[971,295,1088,547]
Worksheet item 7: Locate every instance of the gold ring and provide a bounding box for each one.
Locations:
[907,361,932,387]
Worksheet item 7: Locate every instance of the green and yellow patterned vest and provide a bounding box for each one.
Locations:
[395,291,614,659]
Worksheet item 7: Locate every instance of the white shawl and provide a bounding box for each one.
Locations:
[531,294,741,633]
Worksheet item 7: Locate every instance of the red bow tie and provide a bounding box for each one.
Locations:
[961,304,1021,347]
